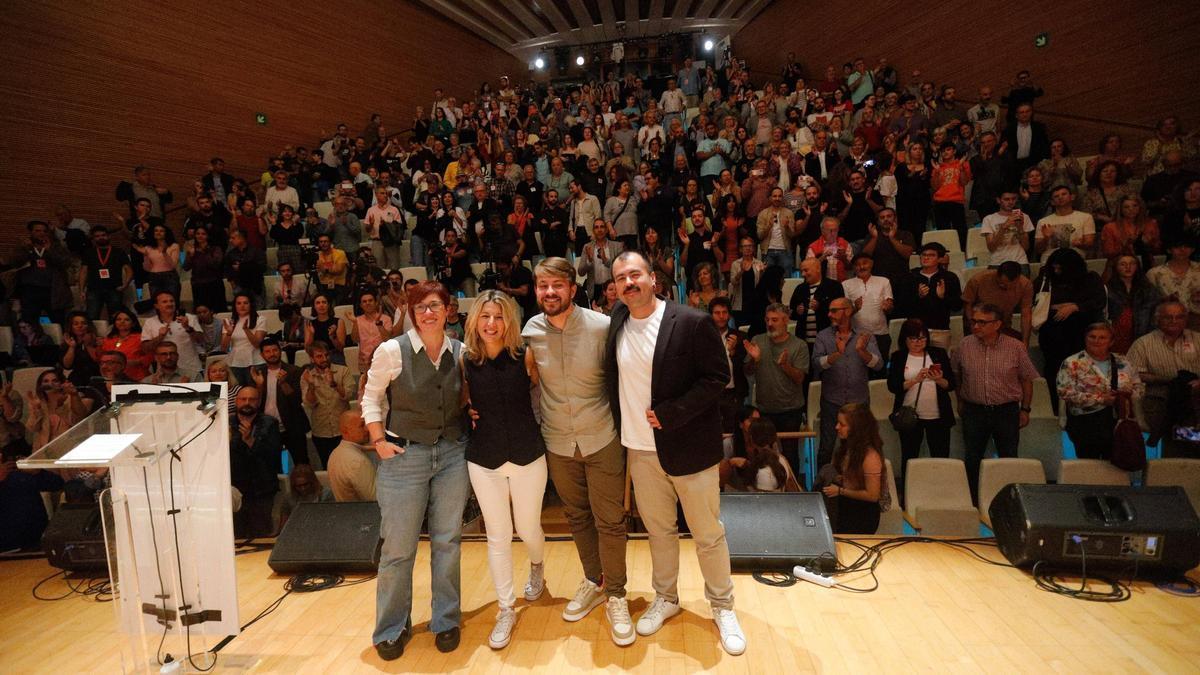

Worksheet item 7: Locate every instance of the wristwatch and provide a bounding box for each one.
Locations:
[1020,406,1032,413]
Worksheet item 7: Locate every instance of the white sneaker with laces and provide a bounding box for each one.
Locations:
[562,578,605,621]
[636,596,681,636]
[713,607,746,655]
[605,596,636,646]
[488,607,517,649]
[524,562,545,601]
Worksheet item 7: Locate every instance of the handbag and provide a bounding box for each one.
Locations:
[889,355,927,432]
[1031,276,1051,330]
[1109,356,1147,472]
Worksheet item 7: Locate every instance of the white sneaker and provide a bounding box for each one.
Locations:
[562,578,605,622]
[605,596,636,646]
[713,608,746,656]
[488,607,517,649]
[636,596,681,636]
[524,562,545,601]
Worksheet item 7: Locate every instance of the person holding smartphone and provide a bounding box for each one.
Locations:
[886,319,956,480]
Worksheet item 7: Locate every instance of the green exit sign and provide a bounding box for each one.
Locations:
[1034,32,1049,48]
[255,112,268,125]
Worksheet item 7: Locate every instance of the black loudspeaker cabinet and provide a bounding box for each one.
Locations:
[42,503,108,572]
[989,484,1200,575]
[268,501,382,574]
[721,492,837,572]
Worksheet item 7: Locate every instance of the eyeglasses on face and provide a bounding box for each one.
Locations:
[414,302,446,314]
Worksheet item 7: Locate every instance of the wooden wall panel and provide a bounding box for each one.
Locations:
[0,0,523,256]
[733,0,1200,152]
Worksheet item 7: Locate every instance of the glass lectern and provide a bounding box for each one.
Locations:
[19,382,239,673]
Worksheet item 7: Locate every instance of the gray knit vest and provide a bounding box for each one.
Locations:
[386,334,465,445]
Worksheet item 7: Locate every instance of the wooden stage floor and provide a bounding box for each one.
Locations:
[2,538,1198,673]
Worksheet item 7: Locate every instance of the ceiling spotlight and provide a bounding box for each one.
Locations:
[576,54,585,66]
[534,56,545,69]
[703,38,715,52]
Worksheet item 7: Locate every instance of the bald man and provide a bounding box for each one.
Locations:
[326,411,379,501]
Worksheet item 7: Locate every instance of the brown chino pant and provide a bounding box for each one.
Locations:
[545,436,628,597]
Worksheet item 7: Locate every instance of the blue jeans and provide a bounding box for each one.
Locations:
[409,233,429,268]
[764,248,795,277]
[373,435,469,644]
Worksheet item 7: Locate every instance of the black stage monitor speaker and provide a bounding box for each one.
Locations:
[42,503,108,572]
[721,492,837,572]
[989,484,1200,575]
[268,501,382,574]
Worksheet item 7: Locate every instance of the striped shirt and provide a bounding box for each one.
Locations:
[1126,329,1200,398]
[950,334,1039,405]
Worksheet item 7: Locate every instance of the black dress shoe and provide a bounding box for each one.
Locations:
[435,626,461,653]
[375,623,412,661]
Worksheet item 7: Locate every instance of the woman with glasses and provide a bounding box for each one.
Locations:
[886,318,956,479]
[361,280,470,661]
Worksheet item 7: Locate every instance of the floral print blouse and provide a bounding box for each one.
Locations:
[1056,351,1144,416]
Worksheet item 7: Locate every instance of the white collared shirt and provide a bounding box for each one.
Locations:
[360,328,455,425]
[1016,123,1032,159]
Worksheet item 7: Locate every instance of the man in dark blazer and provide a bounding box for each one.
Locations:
[603,250,746,656]
[789,257,845,345]
[1000,103,1050,172]
[250,338,310,465]
[708,296,749,433]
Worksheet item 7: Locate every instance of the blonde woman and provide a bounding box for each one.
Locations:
[462,289,547,650]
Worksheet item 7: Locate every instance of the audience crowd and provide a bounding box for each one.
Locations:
[4,52,1200,557]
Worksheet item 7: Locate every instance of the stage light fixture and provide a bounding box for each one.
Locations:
[576,54,585,66]
[704,38,715,52]
[534,56,545,69]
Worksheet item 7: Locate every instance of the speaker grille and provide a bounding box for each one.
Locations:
[721,493,837,572]
[269,502,382,574]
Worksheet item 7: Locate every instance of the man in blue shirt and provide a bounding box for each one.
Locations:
[812,297,882,465]
[677,57,700,107]
[696,123,731,197]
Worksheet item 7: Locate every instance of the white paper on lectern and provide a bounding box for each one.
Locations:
[55,433,142,464]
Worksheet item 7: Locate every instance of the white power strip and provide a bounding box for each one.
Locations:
[792,565,835,588]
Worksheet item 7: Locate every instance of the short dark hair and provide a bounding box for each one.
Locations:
[974,303,1003,321]
[997,261,1022,280]
[708,296,731,313]
[898,318,930,344]
[26,220,48,231]
[259,336,280,349]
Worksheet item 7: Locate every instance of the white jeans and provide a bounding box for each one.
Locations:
[468,457,548,609]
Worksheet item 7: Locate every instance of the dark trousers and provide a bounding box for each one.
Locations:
[763,409,805,477]
[933,201,967,249]
[234,493,276,539]
[281,424,310,466]
[85,288,125,320]
[312,435,342,468]
[819,398,843,467]
[898,419,952,478]
[873,334,892,378]
[961,401,1020,502]
[545,438,628,597]
[719,389,743,435]
[20,285,63,324]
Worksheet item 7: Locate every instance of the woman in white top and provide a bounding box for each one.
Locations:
[885,319,956,479]
[220,292,266,383]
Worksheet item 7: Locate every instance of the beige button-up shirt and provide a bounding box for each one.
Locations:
[522,306,617,456]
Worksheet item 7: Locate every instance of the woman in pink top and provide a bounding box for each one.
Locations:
[134,223,181,302]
